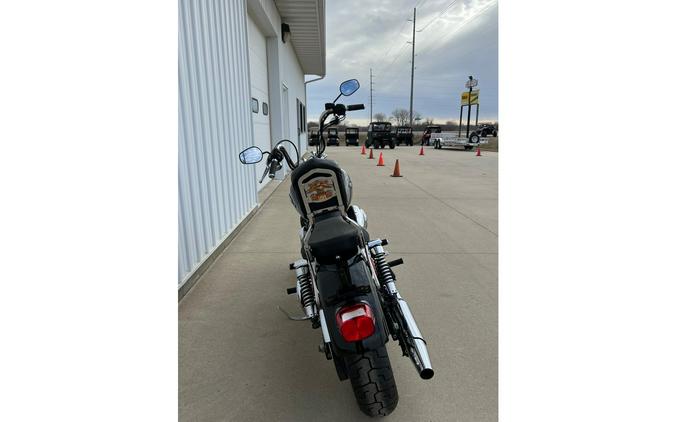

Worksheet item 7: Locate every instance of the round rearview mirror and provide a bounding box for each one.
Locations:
[339,79,360,96]
[239,146,263,164]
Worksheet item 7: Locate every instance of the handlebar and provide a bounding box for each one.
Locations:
[258,141,299,183]
[259,162,270,183]
[245,93,364,182]
[316,103,365,156]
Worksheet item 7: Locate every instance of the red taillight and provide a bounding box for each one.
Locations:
[336,303,376,342]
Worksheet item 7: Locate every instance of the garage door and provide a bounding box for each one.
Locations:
[247,14,271,190]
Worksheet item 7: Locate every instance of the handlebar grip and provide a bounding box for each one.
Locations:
[347,104,365,111]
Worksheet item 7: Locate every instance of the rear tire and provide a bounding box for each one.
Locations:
[344,346,399,417]
[389,141,395,149]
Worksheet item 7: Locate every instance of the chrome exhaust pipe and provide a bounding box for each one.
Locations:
[396,298,434,380]
[368,240,433,379]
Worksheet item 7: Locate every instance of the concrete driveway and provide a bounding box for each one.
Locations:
[179,146,497,421]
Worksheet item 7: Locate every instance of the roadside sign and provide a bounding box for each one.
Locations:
[465,79,478,88]
[461,90,479,105]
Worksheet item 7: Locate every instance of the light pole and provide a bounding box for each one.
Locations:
[370,68,373,123]
[408,7,416,128]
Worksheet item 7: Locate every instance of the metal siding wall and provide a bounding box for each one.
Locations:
[178,0,258,285]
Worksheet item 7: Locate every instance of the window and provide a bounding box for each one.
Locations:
[296,99,301,133]
[262,102,268,116]
[251,97,259,113]
[296,99,306,133]
[302,103,306,132]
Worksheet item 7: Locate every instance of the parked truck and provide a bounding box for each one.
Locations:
[394,126,413,146]
[345,127,360,146]
[420,125,442,146]
[309,128,319,146]
[477,123,498,137]
[365,121,394,149]
[326,128,340,146]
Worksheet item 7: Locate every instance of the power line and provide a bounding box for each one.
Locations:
[373,1,498,113]
[373,10,413,68]
[416,0,458,32]
[377,42,410,79]
[412,0,495,59]
[415,0,429,9]
[378,0,461,86]
[379,22,408,59]
[419,0,497,52]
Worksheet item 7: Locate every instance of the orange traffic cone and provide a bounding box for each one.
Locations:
[368,148,374,159]
[361,144,366,155]
[476,147,482,156]
[419,145,425,155]
[376,152,385,166]
[391,159,402,177]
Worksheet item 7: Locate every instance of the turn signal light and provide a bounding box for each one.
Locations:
[336,303,375,342]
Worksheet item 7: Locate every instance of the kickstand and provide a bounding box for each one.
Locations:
[277,305,311,321]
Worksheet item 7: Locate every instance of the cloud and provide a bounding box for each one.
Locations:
[306,0,498,125]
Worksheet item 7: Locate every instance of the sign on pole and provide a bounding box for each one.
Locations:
[465,78,478,89]
[461,90,480,105]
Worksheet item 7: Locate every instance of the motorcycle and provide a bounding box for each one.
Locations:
[239,79,433,417]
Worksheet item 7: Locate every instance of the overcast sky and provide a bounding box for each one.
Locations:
[305,0,498,126]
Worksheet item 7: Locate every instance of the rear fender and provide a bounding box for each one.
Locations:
[315,255,388,356]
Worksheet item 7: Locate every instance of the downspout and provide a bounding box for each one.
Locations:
[305,75,325,85]
[305,0,326,87]
[302,75,324,153]
[302,1,326,149]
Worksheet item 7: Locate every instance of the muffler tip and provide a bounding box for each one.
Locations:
[420,368,434,380]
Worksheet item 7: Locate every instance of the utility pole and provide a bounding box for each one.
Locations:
[408,7,416,128]
[370,68,373,123]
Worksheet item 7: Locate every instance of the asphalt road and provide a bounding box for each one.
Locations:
[179,146,498,421]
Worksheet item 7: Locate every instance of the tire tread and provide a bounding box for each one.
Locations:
[344,346,398,417]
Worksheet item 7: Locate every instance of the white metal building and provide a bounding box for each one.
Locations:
[178,0,326,296]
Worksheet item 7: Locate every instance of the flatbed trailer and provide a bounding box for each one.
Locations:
[431,132,488,150]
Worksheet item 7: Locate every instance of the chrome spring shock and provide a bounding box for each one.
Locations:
[293,259,317,319]
[370,245,398,296]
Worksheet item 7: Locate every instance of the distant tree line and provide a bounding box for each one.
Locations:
[308,108,497,132]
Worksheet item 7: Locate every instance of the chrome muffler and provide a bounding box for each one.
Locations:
[396,297,434,379]
[368,238,433,379]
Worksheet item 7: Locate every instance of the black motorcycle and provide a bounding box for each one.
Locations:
[239,79,433,417]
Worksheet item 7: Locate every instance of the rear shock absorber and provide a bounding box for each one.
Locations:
[369,243,398,296]
[291,259,317,319]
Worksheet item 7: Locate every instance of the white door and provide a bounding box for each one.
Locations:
[247,15,271,190]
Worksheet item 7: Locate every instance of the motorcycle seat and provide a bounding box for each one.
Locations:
[308,212,361,264]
